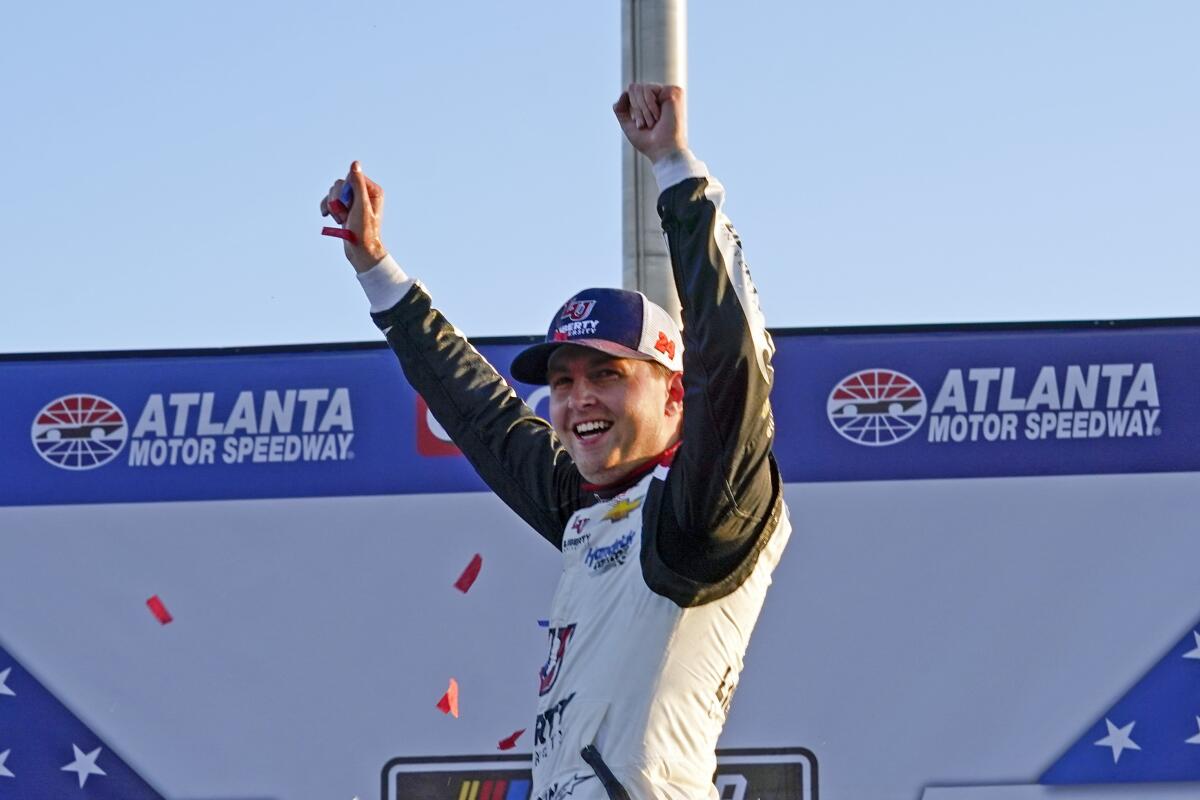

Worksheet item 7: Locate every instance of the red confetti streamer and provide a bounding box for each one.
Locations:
[321,226,358,244]
[454,553,483,594]
[146,595,173,625]
[497,728,525,751]
[327,199,349,223]
[436,677,459,718]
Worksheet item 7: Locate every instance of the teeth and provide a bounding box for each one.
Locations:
[574,420,613,437]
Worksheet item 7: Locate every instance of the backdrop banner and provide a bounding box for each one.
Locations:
[2,321,1198,800]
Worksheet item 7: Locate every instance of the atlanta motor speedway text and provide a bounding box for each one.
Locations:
[126,388,354,466]
[926,363,1160,443]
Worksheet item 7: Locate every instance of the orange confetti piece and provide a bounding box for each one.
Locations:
[436,678,459,718]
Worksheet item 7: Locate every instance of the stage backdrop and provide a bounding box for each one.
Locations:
[2,319,1200,800]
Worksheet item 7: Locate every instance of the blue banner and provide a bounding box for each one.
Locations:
[3,322,1198,507]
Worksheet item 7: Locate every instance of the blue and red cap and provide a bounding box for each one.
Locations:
[510,287,684,385]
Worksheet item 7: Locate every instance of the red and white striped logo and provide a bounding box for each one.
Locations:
[827,369,927,446]
[31,394,128,469]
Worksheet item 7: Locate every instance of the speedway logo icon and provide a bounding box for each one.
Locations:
[31,394,129,470]
[31,388,355,470]
[829,363,1162,447]
[827,369,927,446]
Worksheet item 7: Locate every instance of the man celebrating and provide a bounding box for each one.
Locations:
[323,83,791,800]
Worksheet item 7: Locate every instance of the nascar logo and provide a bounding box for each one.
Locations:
[30,394,129,470]
[384,748,816,800]
[827,369,927,446]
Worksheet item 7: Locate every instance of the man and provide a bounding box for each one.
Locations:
[322,83,791,800]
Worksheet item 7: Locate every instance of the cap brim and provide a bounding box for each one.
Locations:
[509,339,650,385]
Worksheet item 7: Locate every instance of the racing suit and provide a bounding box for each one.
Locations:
[359,152,791,800]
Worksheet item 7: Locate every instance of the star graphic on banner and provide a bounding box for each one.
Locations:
[602,496,643,522]
[0,667,14,697]
[1094,718,1141,764]
[61,744,106,788]
[1186,717,1200,746]
[0,749,13,779]
[1183,632,1200,660]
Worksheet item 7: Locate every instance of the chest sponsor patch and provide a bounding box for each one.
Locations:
[601,496,642,522]
[583,531,635,575]
[561,531,590,551]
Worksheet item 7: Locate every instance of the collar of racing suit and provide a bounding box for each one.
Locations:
[580,441,681,500]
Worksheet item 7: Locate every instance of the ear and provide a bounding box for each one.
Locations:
[665,371,684,416]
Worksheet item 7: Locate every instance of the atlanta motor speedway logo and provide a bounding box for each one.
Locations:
[829,363,1162,446]
[31,388,355,470]
[31,394,129,470]
[827,369,927,446]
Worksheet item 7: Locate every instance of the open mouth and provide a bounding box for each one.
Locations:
[573,420,613,441]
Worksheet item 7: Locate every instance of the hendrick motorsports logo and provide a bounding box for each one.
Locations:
[828,363,1162,446]
[31,394,129,470]
[827,369,927,446]
[32,388,355,470]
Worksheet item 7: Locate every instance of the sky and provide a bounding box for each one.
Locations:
[2,1,1197,354]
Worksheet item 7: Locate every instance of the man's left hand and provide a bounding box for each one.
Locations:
[613,83,689,163]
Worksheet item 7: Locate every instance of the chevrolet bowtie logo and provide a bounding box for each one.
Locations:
[602,496,643,522]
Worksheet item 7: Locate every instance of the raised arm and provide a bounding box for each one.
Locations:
[615,86,784,596]
[321,164,587,547]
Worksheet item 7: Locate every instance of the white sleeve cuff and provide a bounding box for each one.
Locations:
[355,254,415,313]
[652,149,709,191]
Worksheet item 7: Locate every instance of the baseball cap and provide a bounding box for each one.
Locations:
[510,287,684,385]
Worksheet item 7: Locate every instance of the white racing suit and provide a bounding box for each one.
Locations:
[362,153,792,799]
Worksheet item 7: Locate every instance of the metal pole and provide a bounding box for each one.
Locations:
[621,0,686,323]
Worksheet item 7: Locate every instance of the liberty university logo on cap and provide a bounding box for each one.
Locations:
[560,300,596,322]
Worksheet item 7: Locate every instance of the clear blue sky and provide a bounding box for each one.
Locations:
[2,2,1197,353]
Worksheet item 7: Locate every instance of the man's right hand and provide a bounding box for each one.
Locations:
[320,161,389,274]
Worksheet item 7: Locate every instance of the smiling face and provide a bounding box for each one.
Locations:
[546,345,683,486]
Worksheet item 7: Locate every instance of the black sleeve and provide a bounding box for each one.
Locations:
[371,283,587,548]
[644,174,785,597]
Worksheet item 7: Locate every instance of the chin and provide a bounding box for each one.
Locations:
[577,459,619,485]
[594,462,636,485]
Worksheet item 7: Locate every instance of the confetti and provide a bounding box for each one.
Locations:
[327,199,349,222]
[436,677,459,718]
[454,553,483,593]
[497,728,525,751]
[321,226,358,244]
[145,595,173,625]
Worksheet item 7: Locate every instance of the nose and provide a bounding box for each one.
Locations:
[567,378,597,410]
